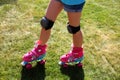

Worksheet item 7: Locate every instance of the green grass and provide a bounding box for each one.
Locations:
[0,0,120,80]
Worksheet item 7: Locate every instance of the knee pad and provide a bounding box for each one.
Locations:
[67,24,80,34]
[40,17,54,30]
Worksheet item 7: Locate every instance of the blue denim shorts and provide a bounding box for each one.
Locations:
[57,0,85,12]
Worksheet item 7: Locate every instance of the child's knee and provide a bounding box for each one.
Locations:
[40,17,54,30]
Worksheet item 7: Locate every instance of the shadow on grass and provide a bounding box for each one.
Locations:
[0,0,18,6]
[21,63,46,80]
[60,65,84,80]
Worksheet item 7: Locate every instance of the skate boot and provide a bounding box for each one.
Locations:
[21,40,47,69]
[59,46,84,67]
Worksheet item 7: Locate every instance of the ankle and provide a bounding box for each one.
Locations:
[72,47,83,53]
[71,46,83,58]
[36,40,46,46]
[34,40,47,50]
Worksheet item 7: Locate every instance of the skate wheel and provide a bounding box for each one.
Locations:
[77,63,82,67]
[39,60,46,64]
[63,64,68,68]
[59,61,68,67]
[26,63,32,69]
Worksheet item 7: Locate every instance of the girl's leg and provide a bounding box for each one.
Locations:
[67,12,83,47]
[59,12,84,64]
[40,0,63,45]
[22,0,63,64]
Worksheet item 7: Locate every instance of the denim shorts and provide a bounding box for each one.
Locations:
[57,0,85,12]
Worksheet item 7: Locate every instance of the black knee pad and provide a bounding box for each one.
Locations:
[40,17,54,30]
[67,24,80,34]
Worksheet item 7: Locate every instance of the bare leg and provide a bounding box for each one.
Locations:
[40,0,63,45]
[21,0,63,66]
[59,12,83,65]
[67,12,83,47]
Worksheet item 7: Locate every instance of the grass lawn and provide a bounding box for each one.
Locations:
[0,0,120,80]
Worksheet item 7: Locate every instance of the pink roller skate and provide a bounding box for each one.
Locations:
[21,40,47,69]
[59,46,84,67]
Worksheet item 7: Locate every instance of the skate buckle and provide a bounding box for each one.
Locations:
[38,49,41,52]
[31,56,37,60]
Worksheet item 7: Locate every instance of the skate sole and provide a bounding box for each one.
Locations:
[21,53,46,66]
[59,56,84,66]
